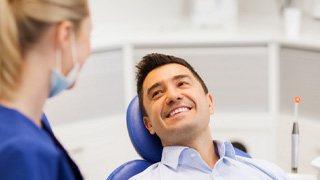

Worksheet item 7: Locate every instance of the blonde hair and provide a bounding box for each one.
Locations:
[0,0,89,101]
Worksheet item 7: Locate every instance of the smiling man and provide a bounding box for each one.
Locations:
[130,53,287,180]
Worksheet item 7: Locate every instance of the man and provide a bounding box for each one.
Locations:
[130,53,287,179]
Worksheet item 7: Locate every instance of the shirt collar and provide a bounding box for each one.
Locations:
[161,140,236,170]
[161,146,188,169]
[215,140,236,159]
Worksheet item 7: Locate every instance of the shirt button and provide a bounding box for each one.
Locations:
[190,153,196,158]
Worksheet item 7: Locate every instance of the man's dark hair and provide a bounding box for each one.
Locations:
[136,53,209,116]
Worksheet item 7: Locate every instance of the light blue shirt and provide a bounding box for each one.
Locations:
[130,140,287,180]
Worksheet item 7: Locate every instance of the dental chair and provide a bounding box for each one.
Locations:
[106,96,251,180]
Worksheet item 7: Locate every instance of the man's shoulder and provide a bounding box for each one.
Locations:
[236,156,288,179]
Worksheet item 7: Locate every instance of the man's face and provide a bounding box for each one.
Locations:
[142,63,214,146]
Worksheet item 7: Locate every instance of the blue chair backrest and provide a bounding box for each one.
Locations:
[126,96,162,163]
[106,96,251,180]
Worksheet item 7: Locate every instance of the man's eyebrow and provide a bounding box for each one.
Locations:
[146,74,192,96]
[147,82,161,96]
[173,74,192,81]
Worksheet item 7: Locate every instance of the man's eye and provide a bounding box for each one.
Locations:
[178,81,189,87]
[152,90,162,98]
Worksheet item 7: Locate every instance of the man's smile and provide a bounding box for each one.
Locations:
[165,105,192,118]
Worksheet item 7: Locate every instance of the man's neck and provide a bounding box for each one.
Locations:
[181,129,219,169]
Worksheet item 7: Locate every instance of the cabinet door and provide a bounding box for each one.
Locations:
[44,50,125,125]
[53,115,139,180]
[134,46,269,113]
[280,47,320,119]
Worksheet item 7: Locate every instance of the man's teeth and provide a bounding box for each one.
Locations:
[169,107,189,117]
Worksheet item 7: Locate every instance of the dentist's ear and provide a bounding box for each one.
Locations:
[143,116,156,135]
[55,21,74,49]
[207,93,214,114]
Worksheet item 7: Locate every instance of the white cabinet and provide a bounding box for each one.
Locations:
[279,47,320,120]
[52,115,139,180]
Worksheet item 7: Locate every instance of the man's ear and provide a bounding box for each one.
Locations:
[207,93,214,114]
[143,116,156,135]
[55,20,73,49]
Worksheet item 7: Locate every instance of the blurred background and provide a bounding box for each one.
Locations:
[44,0,320,179]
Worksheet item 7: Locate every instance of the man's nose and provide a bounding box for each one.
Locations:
[165,86,182,106]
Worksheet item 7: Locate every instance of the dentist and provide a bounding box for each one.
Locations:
[0,0,92,179]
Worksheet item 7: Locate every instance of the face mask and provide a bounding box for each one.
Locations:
[49,33,80,98]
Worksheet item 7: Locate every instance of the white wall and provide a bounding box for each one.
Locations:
[89,0,188,34]
[89,0,317,31]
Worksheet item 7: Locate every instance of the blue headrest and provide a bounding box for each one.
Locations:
[126,96,163,163]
